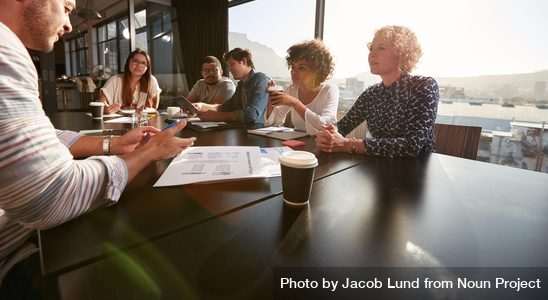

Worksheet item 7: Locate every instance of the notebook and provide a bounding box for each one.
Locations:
[186,121,242,132]
[247,126,309,141]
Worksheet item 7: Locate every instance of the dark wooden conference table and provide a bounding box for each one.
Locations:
[40,112,548,299]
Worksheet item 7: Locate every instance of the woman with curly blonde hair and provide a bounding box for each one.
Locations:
[266,39,339,135]
[316,25,439,157]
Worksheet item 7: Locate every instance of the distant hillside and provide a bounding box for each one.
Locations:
[435,70,548,91]
[355,70,548,100]
[228,32,288,78]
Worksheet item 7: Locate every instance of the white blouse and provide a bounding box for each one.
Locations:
[266,83,339,135]
[100,74,162,108]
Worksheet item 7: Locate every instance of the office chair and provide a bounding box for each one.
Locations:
[434,123,482,160]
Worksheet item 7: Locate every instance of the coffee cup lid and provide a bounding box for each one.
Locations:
[267,85,284,92]
[89,102,105,106]
[279,150,318,168]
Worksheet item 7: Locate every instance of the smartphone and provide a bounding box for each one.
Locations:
[173,96,198,115]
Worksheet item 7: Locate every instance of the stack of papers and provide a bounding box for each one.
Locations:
[247,126,309,140]
[153,146,291,187]
[191,121,227,129]
[104,116,151,124]
[119,108,158,114]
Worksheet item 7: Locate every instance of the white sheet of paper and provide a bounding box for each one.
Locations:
[191,121,226,129]
[103,117,134,124]
[154,146,265,187]
[119,108,157,114]
[252,126,294,133]
[256,146,292,177]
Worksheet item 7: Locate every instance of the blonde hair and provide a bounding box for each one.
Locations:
[369,25,422,74]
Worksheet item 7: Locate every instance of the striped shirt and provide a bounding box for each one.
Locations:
[0,22,128,283]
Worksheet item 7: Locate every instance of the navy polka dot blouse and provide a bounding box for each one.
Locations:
[337,74,439,158]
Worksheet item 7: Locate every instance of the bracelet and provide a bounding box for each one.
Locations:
[350,137,357,154]
[102,135,112,156]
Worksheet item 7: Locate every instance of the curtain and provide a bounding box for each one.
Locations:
[174,0,229,89]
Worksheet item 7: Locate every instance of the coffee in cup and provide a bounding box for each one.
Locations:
[89,102,105,118]
[278,150,318,207]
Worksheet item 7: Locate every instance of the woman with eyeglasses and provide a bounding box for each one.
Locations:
[315,25,439,157]
[99,50,162,114]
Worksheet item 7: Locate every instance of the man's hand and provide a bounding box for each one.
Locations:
[110,126,160,155]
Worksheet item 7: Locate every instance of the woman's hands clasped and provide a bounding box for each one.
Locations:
[315,124,348,153]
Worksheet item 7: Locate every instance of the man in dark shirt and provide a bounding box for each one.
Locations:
[193,48,270,126]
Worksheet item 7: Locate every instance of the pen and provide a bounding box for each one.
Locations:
[162,120,178,131]
[265,129,288,135]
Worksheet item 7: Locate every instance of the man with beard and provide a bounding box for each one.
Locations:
[193,48,271,126]
[187,56,235,104]
[0,1,195,298]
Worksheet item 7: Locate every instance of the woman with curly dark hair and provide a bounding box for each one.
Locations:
[266,39,339,135]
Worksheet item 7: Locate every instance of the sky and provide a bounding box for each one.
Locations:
[229,0,548,78]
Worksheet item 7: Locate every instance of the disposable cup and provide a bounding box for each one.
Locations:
[89,102,105,118]
[278,150,318,207]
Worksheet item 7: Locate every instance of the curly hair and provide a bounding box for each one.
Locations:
[370,25,422,74]
[286,39,335,83]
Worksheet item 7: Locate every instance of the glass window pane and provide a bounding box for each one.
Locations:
[151,19,161,37]
[107,21,116,39]
[70,50,77,75]
[152,34,172,74]
[97,26,106,42]
[76,36,85,49]
[105,40,118,74]
[229,0,315,82]
[136,31,148,52]
[163,12,171,31]
[135,9,147,28]
[76,50,87,75]
[119,39,130,70]
[97,43,105,66]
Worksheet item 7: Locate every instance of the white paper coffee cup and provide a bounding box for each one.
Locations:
[89,102,105,118]
[278,150,318,207]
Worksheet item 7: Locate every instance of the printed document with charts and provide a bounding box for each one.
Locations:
[153,146,291,187]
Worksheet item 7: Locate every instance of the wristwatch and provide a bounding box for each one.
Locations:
[103,135,112,155]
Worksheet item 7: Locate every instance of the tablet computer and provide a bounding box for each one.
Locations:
[173,96,198,115]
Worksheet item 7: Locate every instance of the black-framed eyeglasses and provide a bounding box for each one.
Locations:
[130,59,148,68]
[201,67,219,74]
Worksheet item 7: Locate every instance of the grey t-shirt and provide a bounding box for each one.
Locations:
[187,76,236,104]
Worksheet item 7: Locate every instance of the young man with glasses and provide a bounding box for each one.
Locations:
[187,56,235,105]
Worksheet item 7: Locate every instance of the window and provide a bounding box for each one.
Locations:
[97,21,119,74]
[148,6,173,74]
[68,33,88,75]
[229,0,316,86]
